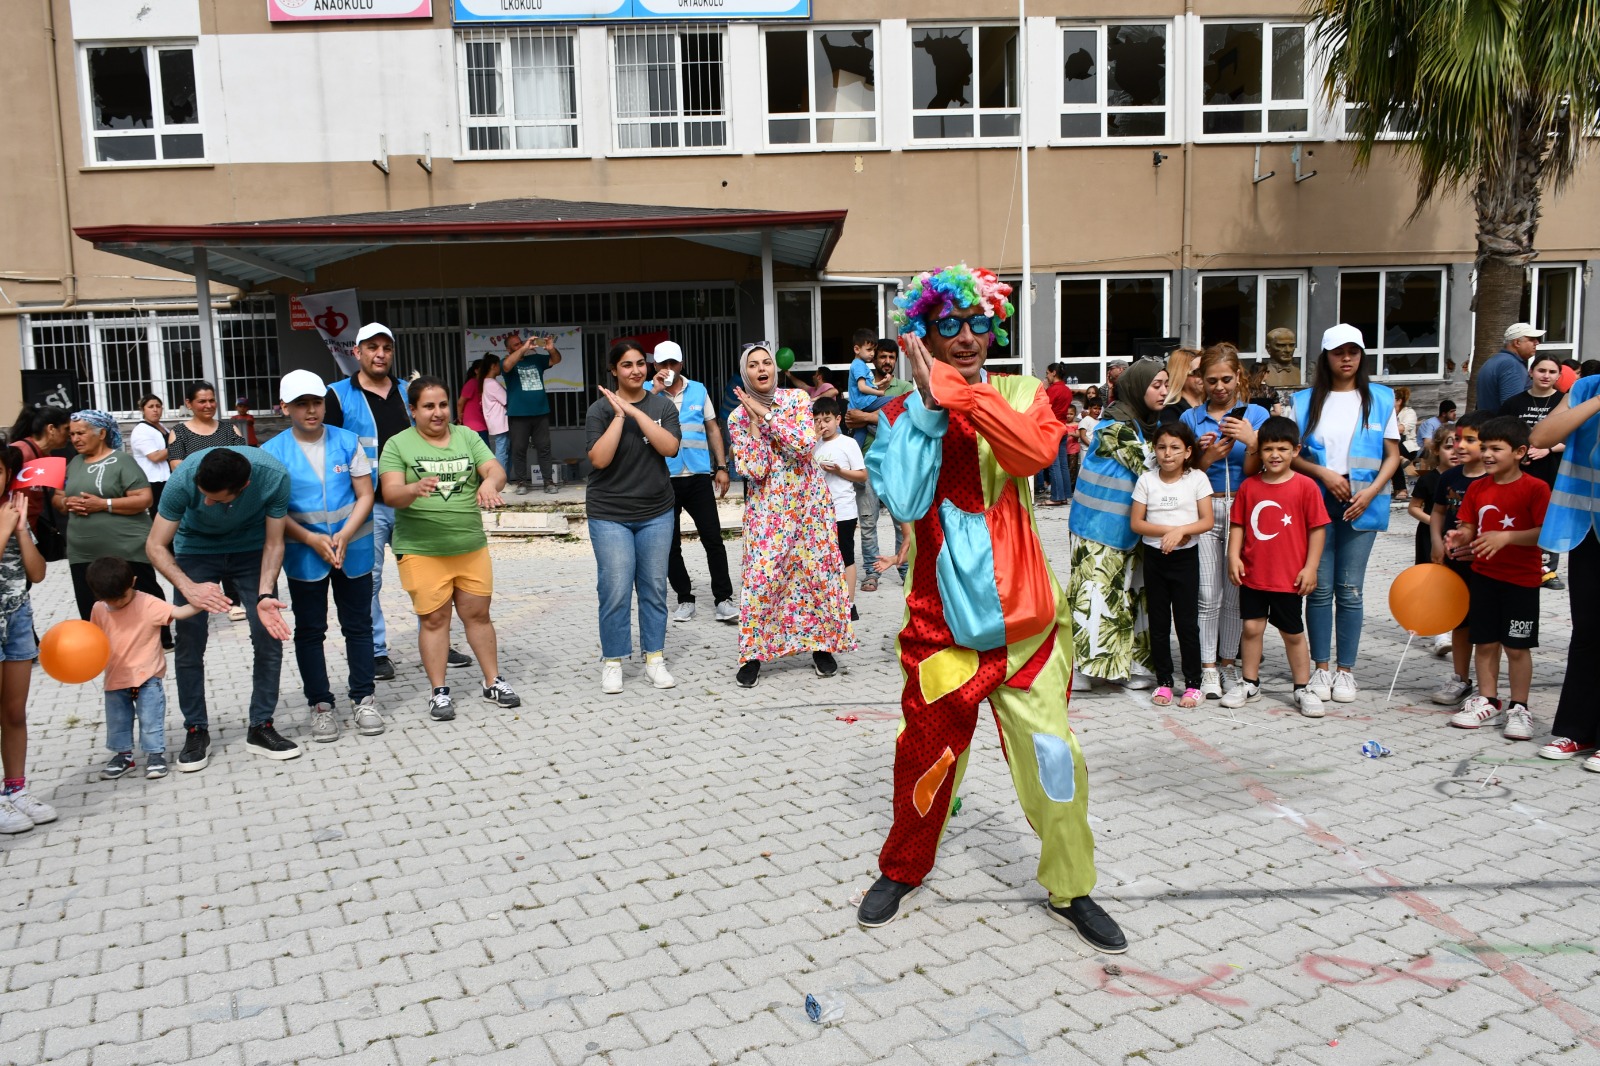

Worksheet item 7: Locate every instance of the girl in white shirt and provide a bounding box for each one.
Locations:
[129,394,174,515]
[1130,423,1215,707]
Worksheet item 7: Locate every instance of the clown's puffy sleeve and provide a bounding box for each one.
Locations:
[867,391,946,522]
[928,362,1065,478]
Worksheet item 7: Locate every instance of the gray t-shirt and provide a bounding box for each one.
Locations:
[584,393,681,523]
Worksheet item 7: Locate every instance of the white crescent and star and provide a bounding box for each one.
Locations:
[1477,504,1516,530]
[1250,500,1292,540]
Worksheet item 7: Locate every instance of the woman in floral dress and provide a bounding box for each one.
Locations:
[727,343,856,688]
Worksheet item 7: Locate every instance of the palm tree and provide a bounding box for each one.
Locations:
[1310,1,1600,408]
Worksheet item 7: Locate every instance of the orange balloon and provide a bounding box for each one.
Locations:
[1388,563,1470,637]
[39,619,111,685]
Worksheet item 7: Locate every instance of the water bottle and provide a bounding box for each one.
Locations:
[805,991,845,1024]
[1360,740,1392,758]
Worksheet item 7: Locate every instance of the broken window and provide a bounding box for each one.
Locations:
[1059,23,1169,140]
[1200,22,1309,137]
[764,27,877,146]
[1339,269,1446,378]
[85,44,204,163]
[910,23,1020,141]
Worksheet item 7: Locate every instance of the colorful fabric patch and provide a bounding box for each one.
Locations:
[917,645,979,705]
[1032,733,1077,803]
[913,747,956,817]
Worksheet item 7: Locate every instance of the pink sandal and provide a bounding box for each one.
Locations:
[1179,687,1203,708]
[1151,686,1174,706]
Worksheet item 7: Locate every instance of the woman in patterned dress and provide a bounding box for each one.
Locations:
[726,343,856,688]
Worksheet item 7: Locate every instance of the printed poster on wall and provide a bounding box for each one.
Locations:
[465,327,585,392]
[269,0,433,21]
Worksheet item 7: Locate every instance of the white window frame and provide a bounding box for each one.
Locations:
[1338,101,1417,142]
[1194,270,1308,363]
[1337,267,1449,381]
[1193,19,1314,142]
[1055,20,1174,146]
[775,281,888,374]
[78,40,206,166]
[609,23,732,156]
[1526,263,1584,362]
[907,21,1023,145]
[759,25,881,151]
[1055,272,1172,381]
[455,28,582,158]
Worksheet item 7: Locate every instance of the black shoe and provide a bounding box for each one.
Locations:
[813,651,838,678]
[245,722,302,761]
[1047,895,1128,954]
[849,605,859,622]
[145,753,169,780]
[373,656,396,682]
[177,727,209,773]
[857,875,919,928]
[736,660,761,688]
[429,688,456,721]
[447,648,473,669]
[101,752,136,780]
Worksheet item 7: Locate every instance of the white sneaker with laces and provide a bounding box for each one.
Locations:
[1121,665,1157,691]
[353,696,385,736]
[1431,633,1453,658]
[1431,674,1473,706]
[602,659,623,694]
[0,796,33,834]
[1331,671,1358,704]
[672,602,696,623]
[6,790,55,825]
[713,599,738,623]
[1071,670,1097,691]
[1296,688,1326,718]
[1582,753,1600,774]
[1502,705,1534,741]
[1307,668,1333,701]
[1224,664,1244,692]
[1218,681,1260,709]
[644,654,676,690]
[1200,667,1223,700]
[1450,695,1504,729]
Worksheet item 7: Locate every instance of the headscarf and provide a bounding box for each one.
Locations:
[70,409,122,451]
[1101,359,1163,437]
[739,344,779,406]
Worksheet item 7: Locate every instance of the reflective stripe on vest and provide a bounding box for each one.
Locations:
[262,425,376,581]
[1292,384,1394,532]
[662,379,713,477]
[328,376,380,487]
[1069,422,1145,550]
[1540,376,1600,553]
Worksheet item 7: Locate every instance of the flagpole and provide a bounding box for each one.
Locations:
[1017,0,1032,374]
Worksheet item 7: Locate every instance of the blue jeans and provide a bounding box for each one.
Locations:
[286,569,375,707]
[1306,492,1378,669]
[371,502,394,658]
[1047,436,1074,502]
[0,599,37,661]
[106,675,166,754]
[489,432,510,471]
[589,511,673,659]
[172,551,283,729]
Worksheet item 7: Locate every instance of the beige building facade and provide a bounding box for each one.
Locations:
[5,0,1598,444]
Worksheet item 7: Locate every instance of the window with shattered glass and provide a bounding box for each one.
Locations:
[763,27,878,147]
[909,23,1020,141]
[1199,21,1309,138]
[85,44,203,164]
[1058,23,1169,141]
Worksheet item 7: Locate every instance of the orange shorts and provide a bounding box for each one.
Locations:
[397,547,494,615]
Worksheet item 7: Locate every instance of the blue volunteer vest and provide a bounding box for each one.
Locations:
[1540,375,1600,552]
[1292,384,1395,532]
[1069,421,1145,550]
[262,425,375,581]
[657,379,713,477]
[328,375,415,487]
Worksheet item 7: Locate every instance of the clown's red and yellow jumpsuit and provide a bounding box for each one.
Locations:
[865,362,1096,905]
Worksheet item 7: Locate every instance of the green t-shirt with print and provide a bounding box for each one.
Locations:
[379,425,494,557]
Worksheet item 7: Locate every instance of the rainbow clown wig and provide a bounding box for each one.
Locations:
[892,264,1015,347]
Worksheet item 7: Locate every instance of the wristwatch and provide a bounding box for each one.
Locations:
[714,465,727,472]
[256,592,275,604]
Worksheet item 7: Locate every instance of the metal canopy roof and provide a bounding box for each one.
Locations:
[75,197,849,289]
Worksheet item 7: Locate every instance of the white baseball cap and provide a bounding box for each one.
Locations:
[1320,323,1366,352]
[1503,322,1546,342]
[354,322,394,345]
[279,369,328,405]
[653,340,684,364]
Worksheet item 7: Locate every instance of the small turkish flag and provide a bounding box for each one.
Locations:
[10,457,66,491]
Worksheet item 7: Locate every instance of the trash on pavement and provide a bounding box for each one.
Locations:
[1359,740,1392,759]
[805,991,845,1024]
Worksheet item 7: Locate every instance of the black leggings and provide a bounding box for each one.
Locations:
[1144,546,1202,690]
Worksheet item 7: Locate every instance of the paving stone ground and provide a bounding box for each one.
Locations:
[2,500,1596,1066]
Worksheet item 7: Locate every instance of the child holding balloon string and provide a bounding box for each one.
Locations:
[0,460,52,835]
[1429,410,1494,709]
[1407,422,1461,658]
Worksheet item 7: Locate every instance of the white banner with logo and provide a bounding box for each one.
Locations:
[269,0,432,22]
[291,289,363,377]
[465,326,585,392]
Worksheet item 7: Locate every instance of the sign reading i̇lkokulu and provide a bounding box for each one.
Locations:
[452,0,808,20]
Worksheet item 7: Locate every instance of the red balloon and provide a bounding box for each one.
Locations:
[39,620,111,685]
[1388,563,1470,636]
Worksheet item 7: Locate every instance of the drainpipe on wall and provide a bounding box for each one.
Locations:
[43,0,78,310]
[1178,0,1195,344]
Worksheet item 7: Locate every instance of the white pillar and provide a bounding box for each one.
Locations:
[761,232,777,344]
[193,246,224,406]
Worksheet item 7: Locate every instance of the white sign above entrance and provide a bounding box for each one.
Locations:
[269,0,433,21]
[452,0,807,20]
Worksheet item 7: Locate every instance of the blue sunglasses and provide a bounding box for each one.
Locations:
[932,314,994,338]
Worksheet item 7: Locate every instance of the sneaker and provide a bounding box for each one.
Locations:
[813,651,838,678]
[1223,663,1244,692]
[1331,671,1358,704]
[310,702,339,744]
[1431,633,1453,658]
[714,599,738,623]
[602,660,623,694]
[849,604,859,622]
[1296,688,1326,718]
[1582,753,1600,774]
[1307,668,1333,701]
[1218,681,1259,709]
[0,796,32,834]
[373,656,396,682]
[1121,666,1156,691]
[515,482,532,496]
[1538,737,1597,761]
[673,602,697,623]
[543,482,560,494]
[1431,675,1474,706]
[1072,670,1097,691]
[1199,667,1223,700]
[7,790,56,825]
[429,689,456,721]
[178,727,210,773]
[482,676,522,707]
[228,605,247,622]
[1503,704,1534,741]
[447,648,473,669]
[643,656,675,690]
[1546,575,1565,591]
[856,875,920,928]
[102,752,136,780]
[246,722,301,760]
[1046,896,1128,954]
[1450,696,1504,730]
[736,660,761,688]
[353,696,385,736]
[145,753,168,779]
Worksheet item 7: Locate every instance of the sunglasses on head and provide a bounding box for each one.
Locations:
[930,314,994,338]
[741,341,775,354]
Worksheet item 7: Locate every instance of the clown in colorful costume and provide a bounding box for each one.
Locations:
[855,265,1125,952]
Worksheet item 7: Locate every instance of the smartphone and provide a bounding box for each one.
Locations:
[1227,405,1248,421]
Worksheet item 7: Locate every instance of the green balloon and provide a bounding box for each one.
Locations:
[775,347,796,371]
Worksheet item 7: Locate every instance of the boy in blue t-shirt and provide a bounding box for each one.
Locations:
[846,328,890,447]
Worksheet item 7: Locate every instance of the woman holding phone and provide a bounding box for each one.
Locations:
[1181,344,1271,698]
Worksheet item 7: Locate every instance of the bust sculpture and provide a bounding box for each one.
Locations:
[1262,327,1301,387]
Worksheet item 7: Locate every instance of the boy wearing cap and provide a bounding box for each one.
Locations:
[263,371,381,742]
[1475,323,1543,415]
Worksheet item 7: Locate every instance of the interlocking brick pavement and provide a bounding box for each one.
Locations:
[2,503,1597,1065]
